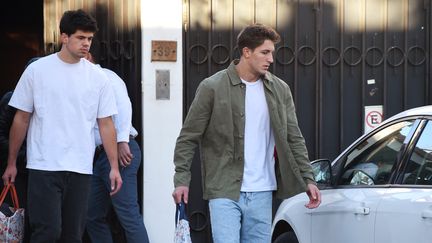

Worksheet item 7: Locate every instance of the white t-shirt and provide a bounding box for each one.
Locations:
[240,79,277,192]
[94,67,137,146]
[9,53,117,174]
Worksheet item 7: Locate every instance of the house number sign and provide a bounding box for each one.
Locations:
[151,40,177,61]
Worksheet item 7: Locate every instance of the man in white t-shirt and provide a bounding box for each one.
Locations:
[84,53,149,243]
[2,9,122,242]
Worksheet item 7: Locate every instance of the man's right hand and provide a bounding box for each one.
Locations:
[172,186,189,204]
[2,164,17,185]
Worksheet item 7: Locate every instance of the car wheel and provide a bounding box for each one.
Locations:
[273,231,299,243]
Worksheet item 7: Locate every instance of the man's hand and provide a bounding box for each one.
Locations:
[2,164,17,185]
[118,142,133,167]
[172,186,189,204]
[305,183,321,209]
[109,169,123,196]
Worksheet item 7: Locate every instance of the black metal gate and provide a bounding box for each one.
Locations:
[184,0,431,242]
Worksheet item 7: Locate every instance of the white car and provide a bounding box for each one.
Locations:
[272,105,432,243]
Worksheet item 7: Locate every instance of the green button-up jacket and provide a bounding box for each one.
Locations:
[174,60,316,200]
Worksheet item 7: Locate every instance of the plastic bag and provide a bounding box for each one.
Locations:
[174,202,192,243]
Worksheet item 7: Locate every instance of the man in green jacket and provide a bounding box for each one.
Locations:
[172,23,321,243]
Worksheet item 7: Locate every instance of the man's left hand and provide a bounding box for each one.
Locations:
[118,142,133,167]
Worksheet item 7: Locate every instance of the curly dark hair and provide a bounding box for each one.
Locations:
[59,9,98,36]
[237,23,281,53]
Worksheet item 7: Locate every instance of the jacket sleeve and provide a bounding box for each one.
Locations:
[173,79,214,187]
[284,86,316,185]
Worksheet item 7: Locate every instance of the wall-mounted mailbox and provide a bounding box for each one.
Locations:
[156,70,170,100]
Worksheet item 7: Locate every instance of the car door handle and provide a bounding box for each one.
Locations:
[354,207,370,215]
[421,210,432,219]
[308,205,370,215]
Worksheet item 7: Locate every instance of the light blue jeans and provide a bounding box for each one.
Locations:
[209,191,273,243]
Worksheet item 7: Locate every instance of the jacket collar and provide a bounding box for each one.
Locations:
[227,59,273,86]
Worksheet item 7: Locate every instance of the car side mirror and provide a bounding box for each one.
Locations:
[311,159,332,186]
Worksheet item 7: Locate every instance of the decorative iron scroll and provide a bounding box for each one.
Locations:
[189,44,208,65]
[187,43,427,68]
[189,210,208,232]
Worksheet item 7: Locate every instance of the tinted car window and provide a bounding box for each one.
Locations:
[402,121,432,185]
[339,120,415,186]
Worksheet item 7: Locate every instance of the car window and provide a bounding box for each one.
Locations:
[402,121,432,185]
[339,120,415,186]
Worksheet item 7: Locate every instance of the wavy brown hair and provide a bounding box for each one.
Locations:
[237,23,281,53]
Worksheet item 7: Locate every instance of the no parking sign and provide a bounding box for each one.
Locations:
[364,105,383,133]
